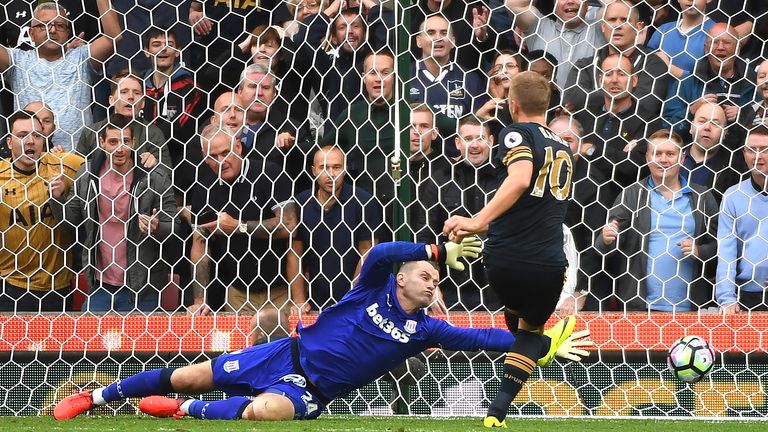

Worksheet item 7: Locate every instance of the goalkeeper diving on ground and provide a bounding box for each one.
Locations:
[54,240,592,422]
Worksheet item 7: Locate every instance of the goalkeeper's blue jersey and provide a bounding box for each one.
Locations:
[296,241,514,400]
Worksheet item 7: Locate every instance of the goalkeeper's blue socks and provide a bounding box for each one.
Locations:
[183,397,253,420]
[486,330,547,421]
[96,368,176,404]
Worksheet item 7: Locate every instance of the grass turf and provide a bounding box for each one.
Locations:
[0,416,765,432]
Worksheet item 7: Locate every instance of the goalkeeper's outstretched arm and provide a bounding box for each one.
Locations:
[355,239,482,289]
[427,319,592,364]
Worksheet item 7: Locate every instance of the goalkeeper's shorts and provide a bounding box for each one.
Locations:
[211,337,326,419]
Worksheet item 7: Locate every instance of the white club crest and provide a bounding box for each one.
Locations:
[281,374,307,388]
[504,131,523,149]
[404,320,417,334]
[223,360,240,373]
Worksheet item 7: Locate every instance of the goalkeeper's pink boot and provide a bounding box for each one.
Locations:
[139,395,187,419]
[53,391,94,420]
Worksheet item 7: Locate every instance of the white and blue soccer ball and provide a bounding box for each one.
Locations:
[667,335,715,383]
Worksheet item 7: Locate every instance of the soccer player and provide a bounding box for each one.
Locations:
[443,71,575,428]
[54,240,592,421]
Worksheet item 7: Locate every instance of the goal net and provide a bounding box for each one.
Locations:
[0,0,767,419]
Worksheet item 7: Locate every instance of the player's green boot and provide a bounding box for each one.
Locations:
[483,415,507,428]
[537,315,576,367]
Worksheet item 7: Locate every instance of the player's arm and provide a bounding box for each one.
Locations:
[356,240,480,289]
[355,242,431,290]
[429,319,515,352]
[427,319,593,362]
[478,159,532,228]
[444,159,532,239]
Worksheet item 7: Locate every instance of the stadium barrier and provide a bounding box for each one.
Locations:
[1,313,766,417]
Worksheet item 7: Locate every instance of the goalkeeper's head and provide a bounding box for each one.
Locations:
[395,260,439,313]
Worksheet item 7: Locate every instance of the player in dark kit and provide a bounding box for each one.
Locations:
[443,71,577,428]
[53,240,592,422]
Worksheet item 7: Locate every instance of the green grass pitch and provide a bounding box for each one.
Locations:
[0,416,765,432]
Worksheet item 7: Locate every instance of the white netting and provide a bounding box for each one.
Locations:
[0,0,767,419]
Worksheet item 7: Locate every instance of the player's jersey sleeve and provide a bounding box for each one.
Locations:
[355,242,430,290]
[496,126,535,167]
[425,318,515,352]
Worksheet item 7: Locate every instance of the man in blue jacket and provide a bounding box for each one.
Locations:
[54,240,591,421]
[662,23,755,140]
[716,126,768,313]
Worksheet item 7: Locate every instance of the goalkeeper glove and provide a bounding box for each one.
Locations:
[555,329,593,362]
[433,237,482,271]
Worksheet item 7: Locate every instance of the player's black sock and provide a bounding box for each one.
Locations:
[486,330,547,421]
[101,367,176,402]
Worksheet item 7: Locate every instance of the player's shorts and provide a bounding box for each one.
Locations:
[211,337,326,420]
[485,261,565,328]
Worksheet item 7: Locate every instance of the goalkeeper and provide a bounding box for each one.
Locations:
[54,240,591,422]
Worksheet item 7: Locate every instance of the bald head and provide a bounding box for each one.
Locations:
[395,260,440,313]
[211,92,245,134]
[705,23,739,72]
[312,145,345,166]
[690,102,725,150]
[201,126,243,182]
[312,145,346,197]
[23,101,55,138]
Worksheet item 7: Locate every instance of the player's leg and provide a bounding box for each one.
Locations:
[139,361,267,421]
[484,265,564,428]
[169,361,216,393]
[54,361,215,420]
[241,393,295,420]
[485,318,549,427]
[142,337,316,421]
[142,374,323,421]
[503,307,519,333]
[141,390,297,421]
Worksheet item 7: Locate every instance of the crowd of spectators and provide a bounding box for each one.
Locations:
[1,0,767,322]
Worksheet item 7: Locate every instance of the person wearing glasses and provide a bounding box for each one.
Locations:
[0,1,121,151]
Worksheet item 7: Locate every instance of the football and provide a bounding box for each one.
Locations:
[667,336,715,383]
